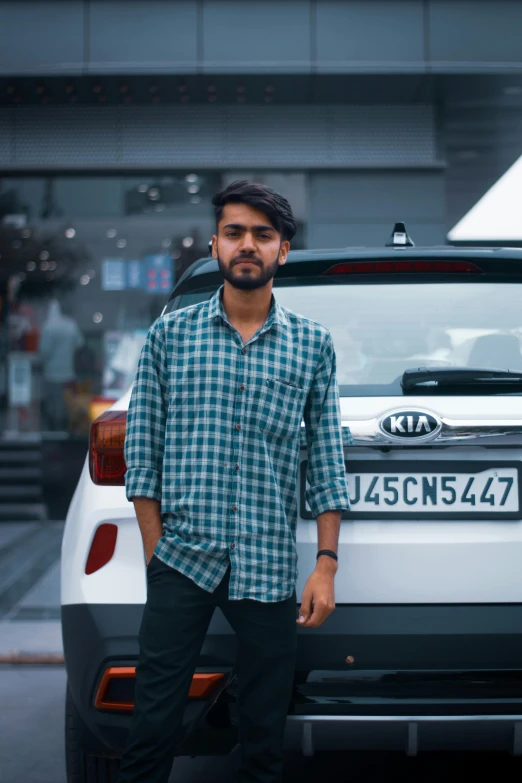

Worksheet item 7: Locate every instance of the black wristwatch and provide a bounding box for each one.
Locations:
[316,549,338,563]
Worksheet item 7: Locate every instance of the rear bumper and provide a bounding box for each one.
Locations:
[62,602,522,756]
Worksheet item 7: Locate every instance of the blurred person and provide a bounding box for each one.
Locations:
[119,181,350,783]
[39,298,84,431]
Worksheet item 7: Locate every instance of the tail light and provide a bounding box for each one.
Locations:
[89,410,127,485]
[324,260,483,275]
[94,667,224,711]
[85,523,118,575]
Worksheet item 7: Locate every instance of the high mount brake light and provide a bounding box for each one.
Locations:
[324,260,483,275]
[89,410,127,486]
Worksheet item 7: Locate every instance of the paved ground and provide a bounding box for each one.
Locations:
[0,522,63,662]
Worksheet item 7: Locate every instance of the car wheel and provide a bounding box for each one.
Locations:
[65,682,120,783]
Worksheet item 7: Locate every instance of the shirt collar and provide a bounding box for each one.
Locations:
[207,283,288,329]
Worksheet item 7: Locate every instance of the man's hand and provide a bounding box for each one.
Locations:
[296,557,337,628]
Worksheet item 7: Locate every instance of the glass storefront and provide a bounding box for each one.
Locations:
[0,171,307,441]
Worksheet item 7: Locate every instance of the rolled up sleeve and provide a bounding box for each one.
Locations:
[124,319,168,502]
[303,330,351,518]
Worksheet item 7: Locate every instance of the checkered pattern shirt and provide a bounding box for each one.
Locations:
[124,283,352,602]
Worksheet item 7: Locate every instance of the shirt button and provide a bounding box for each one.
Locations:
[232,505,237,512]
[234,464,239,471]
[239,384,245,391]
[235,423,241,431]
[241,348,247,355]
[230,543,236,549]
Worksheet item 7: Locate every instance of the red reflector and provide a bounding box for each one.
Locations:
[94,667,224,711]
[324,260,482,275]
[89,410,127,485]
[85,523,118,575]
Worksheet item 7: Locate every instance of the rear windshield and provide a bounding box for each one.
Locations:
[169,281,522,397]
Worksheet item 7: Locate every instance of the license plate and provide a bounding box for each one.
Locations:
[299,462,521,519]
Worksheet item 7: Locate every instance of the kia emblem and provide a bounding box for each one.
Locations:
[379,409,442,441]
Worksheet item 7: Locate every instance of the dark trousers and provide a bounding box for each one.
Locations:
[117,555,297,783]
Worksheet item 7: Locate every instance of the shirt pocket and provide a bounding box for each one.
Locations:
[256,376,306,441]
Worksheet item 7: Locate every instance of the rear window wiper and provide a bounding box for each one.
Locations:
[402,366,522,391]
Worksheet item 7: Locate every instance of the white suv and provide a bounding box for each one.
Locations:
[62,229,522,782]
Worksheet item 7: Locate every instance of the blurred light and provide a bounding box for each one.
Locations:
[172,250,181,260]
[182,236,194,248]
[185,174,199,184]
[80,274,90,285]
[65,83,75,94]
[11,240,22,249]
[65,227,76,239]
[236,95,246,103]
[116,238,127,248]
[39,250,50,261]
[148,187,160,201]
[154,204,165,212]
[236,84,246,93]
[26,262,36,271]
[87,268,96,277]
[40,261,49,271]
[35,84,45,95]
[93,83,103,94]
[187,184,200,194]
[137,185,148,193]
[161,238,172,248]
[207,84,216,93]
[93,312,103,324]
[21,229,31,238]
[48,261,57,271]
[180,94,189,102]
[190,196,201,204]
[503,86,522,96]
[18,273,26,281]
[106,228,117,238]
[208,94,217,102]
[265,85,275,93]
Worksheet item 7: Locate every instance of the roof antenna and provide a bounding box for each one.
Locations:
[385,222,415,248]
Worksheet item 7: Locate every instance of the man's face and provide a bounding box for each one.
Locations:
[211,203,290,292]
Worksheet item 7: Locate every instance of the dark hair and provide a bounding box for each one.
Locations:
[211,180,297,242]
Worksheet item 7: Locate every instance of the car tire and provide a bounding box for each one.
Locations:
[65,682,120,783]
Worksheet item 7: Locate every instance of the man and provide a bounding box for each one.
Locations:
[118,180,350,783]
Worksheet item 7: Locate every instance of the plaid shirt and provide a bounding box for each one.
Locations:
[124,283,352,602]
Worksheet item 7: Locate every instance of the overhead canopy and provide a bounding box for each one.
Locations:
[448,155,522,244]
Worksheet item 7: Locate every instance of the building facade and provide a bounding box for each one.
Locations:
[0,0,521,466]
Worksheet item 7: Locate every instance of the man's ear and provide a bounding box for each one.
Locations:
[278,239,290,265]
[211,235,218,259]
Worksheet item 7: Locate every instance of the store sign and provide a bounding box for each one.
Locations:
[145,255,173,293]
[102,259,126,291]
[127,260,144,289]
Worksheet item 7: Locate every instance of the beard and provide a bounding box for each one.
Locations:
[217,247,281,291]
